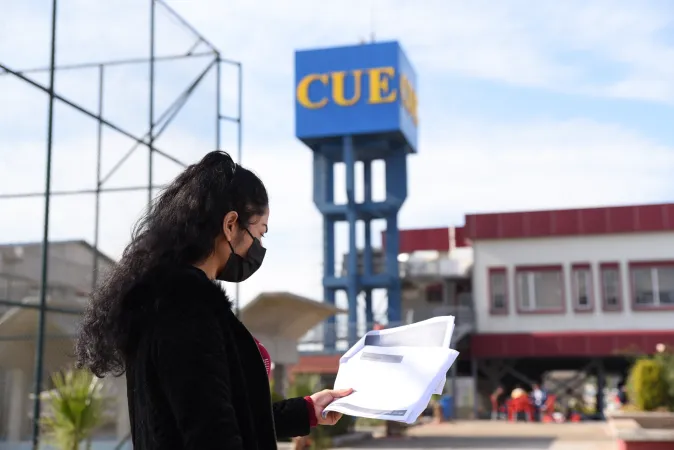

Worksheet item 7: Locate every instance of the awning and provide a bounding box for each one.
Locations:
[240,292,345,340]
[0,299,78,370]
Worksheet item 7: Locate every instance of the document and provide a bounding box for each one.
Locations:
[322,316,459,424]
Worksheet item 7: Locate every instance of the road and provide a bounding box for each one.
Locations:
[279,421,617,450]
[342,435,560,449]
[341,435,615,449]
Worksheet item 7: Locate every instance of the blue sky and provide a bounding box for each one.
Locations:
[0,0,673,312]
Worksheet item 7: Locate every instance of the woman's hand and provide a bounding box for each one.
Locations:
[309,388,353,425]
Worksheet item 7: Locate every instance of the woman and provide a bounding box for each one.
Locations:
[76,151,351,450]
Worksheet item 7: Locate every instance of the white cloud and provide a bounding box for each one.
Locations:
[168,0,674,103]
[403,118,674,227]
[0,0,673,308]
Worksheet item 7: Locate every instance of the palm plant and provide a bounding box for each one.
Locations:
[39,367,109,450]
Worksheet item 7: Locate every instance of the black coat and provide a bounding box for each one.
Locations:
[124,265,311,450]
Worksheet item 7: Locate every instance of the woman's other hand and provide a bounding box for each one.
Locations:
[309,388,353,425]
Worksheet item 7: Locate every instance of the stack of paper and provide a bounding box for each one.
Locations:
[322,316,459,424]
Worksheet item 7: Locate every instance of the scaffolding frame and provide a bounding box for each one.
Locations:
[0,1,243,447]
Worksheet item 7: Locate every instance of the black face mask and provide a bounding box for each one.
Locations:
[216,229,266,283]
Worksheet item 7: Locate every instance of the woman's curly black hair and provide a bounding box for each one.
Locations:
[76,151,268,377]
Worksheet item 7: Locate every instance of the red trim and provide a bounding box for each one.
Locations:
[570,263,594,313]
[382,227,450,253]
[599,262,623,312]
[454,226,469,249]
[290,355,341,375]
[471,330,674,358]
[382,227,471,254]
[304,396,318,427]
[465,203,674,240]
[488,267,508,315]
[514,265,566,315]
[628,260,674,311]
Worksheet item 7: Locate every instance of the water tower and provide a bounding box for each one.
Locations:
[294,41,418,349]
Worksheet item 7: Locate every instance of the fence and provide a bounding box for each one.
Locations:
[0,0,242,447]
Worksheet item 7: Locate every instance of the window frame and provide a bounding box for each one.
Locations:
[629,261,674,311]
[488,267,508,315]
[514,265,566,315]
[571,263,594,313]
[599,262,622,312]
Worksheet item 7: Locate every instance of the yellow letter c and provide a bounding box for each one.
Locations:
[296,74,329,109]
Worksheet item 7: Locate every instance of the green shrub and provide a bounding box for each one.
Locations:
[269,379,285,403]
[654,346,674,409]
[271,390,285,403]
[628,358,670,411]
[287,374,320,398]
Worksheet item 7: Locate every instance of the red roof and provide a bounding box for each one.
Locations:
[465,203,674,241]
[382,226,470,253]
[384,203,674,254]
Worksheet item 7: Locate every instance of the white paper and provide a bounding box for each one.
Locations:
[323,316,459,424]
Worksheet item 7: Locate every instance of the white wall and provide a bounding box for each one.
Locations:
[473,231,674,333]
[0,242,113,298]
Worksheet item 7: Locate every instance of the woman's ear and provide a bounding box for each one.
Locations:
[222,211,239,242]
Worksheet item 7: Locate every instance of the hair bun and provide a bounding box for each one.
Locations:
[200,150,237,179]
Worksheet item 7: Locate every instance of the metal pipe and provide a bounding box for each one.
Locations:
[234,62,242,317]
[0,51,215,76]
[31,0,58,445]
[155,0,218,52]
[0,62,185,168]
[215,55,221,149]
[237,62,243,165]
[219,115,240,123]
[93,65,104,292]
[100,59,214,186]
[0,184,168,200]
[148,0,156,210]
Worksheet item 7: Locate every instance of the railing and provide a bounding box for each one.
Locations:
[339,250,473,280]
[400,258,469,278]
[405,295,475,324]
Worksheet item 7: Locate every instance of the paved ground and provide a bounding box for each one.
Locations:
[335,421,618,450]
[341,436,617,450]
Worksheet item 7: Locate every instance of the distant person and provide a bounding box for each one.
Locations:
[490,386,504,420]
[511,386,529,421]
[76,151,352,450]
[530,383,548,422]
[618,382,629,406]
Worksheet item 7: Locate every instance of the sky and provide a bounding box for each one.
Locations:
[0,0,673,314]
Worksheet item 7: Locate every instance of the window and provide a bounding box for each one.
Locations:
[571,264,593,312]
[515,266,564,313]
[426,284,443,303]
[600,263,622,311]
[630,263,674,309]
[488,268,508,314]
